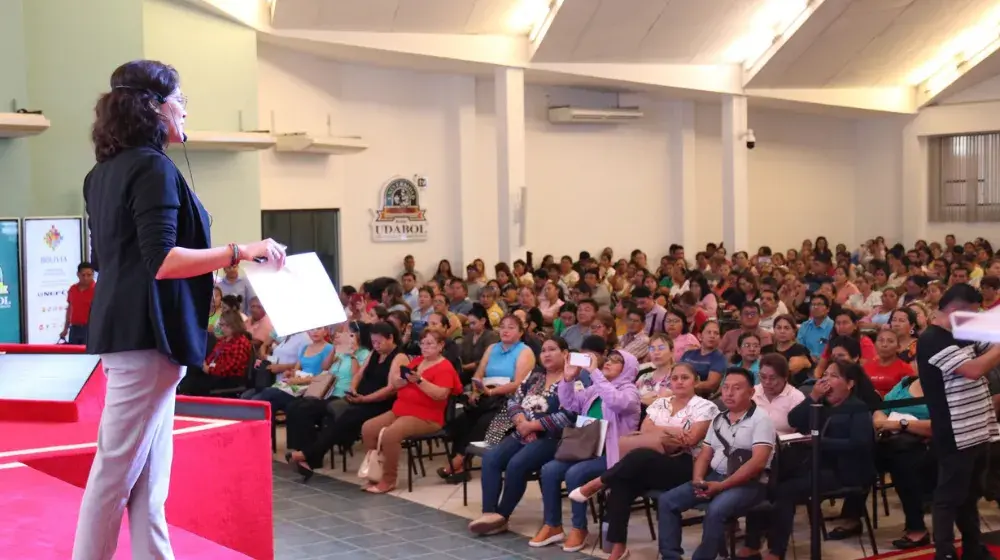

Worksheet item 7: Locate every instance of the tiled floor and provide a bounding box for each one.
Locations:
[272,462,596,560]
[273,429,1000,560]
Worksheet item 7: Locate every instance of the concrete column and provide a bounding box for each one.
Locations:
[449,75,482,269]
[721,95,750,252]
[668,100,697,252]
[494,67,526,265]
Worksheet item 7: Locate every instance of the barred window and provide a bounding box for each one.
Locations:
[928,132,1000,222]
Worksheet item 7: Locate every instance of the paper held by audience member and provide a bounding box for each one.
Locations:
[951,308,1000,343]
[243,252,347,337]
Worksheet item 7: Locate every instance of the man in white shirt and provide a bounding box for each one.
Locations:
[758,289,781,333]
[401,272,419,310]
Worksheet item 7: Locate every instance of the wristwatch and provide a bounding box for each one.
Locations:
[899,418,909,432]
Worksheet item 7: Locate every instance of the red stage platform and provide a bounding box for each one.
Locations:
[0,344,274,560]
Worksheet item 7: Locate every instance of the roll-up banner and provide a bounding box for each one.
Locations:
[0,219,23,343]
[23,217,83,344]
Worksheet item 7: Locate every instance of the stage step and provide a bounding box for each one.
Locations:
[0,463,253,559]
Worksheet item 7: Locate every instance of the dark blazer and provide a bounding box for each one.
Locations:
[84,146,213,368]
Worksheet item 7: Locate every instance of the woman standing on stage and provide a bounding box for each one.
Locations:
[74,60,285,560]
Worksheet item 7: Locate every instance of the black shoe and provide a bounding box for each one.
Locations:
[891,533,930,550]
[962,545,993,560]
[445,471,471,484]
[827,525,862,540]
[284,451,293,463]
[296,462,314,483]
[436,466,452,479]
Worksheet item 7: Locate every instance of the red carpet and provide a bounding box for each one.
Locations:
[0,344,275,559]
[864,545,1000,559]
[0,463,251,559]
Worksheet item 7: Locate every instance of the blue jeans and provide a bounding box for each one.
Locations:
[250,387,297,414]
[68,325,88,345]
[540,457,606,530]
[657,472,766,560]
[481,435,559,518]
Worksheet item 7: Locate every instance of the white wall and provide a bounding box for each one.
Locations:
[258,43,465,286]
[696,103,864,252]
[260,42,884,286]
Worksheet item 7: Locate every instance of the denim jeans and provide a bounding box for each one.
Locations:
[540,456,607,530]
[68,325,89,345]
[481,435,559,518]
[657,472,766,560]
[250,387,297,414]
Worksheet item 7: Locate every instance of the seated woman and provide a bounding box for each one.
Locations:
[616,306,650,361]
[679,320,726,397]
[214,295,248,337]
[589,310,619,351]
[439,315,535,483]
[431,292,463,341]
[246,297,274,348]
[761,315,813,386]
[859,288,899,330]
[752,353,806,436]
[468,338,575,536]
[570,363,718,560]
[865,329,913,396]
[665,309,699,360]
[533,347,641,552]
[889,308,919,369]
[360,329,462,493]
[747,359,875,560]
[285,322,408,480]
[178,310,253,396]
[458,304,500,384]
[207,286,224,332]
[282,325,370,453]
[245,327,335,412]
[732,331,762,382]
[875,376,935,550]
[635,333,674,406]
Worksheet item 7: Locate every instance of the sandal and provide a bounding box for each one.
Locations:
[365,483,396,494]
[827,525,862,540]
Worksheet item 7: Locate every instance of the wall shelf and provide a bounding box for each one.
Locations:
[274,133,368,155]
[170,130,276,152]
[0,112,51,138]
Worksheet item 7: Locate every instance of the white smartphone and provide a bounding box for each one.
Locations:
[569,352,592,368]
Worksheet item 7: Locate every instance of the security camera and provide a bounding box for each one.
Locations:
[745,129,756,150]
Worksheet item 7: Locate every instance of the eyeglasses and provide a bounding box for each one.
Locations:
[170,93,188,108]
[741,343,761,350]
[607,355,624,364]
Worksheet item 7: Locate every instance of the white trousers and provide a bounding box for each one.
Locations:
[72,349,186,560]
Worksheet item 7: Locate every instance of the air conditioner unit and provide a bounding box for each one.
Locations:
[547,106,643,124]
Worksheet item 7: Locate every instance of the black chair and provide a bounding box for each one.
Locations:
[401,396,458,492]
[811,486,878,556]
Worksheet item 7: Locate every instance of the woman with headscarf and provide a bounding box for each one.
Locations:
[531,348,641,552]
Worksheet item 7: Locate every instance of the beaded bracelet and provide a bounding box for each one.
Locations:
[228,243,240,267]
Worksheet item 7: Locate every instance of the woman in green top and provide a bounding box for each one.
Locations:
[874,376,935,550]
[207,286,223,331]
[326,324,372,399]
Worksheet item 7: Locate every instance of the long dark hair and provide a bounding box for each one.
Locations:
[92,60,179,162]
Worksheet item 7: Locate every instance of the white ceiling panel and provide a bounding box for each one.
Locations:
[465,0,529,34]
[570,0,669,60]
[316,0,398,32]
[529,0,602,61]
[392,0,478,33]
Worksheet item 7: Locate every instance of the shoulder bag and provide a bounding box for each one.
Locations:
[303,373,337,399]
[357,427,386,483]
[555,419,602,462]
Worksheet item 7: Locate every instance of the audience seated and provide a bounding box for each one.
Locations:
[244,327,334,413]
[532,346,640,551]
[658,368,776,560]
[875,375,935,549]
[753,354,806,436]
[441,315,535,483]
[178,309,252,396]
[761,314,814,386]
[744,359,876,559]
[679,320,726,397]
[866,329,914,395]
[468,338,576,536]
[570,363,718,560]
[285,322,407,479]
[635,333,674,405]
[246,297,274,348]
[665,308,699,360]
[360,329,462,493]
[719,302,773,358]
[616,306,649,360]
[732,332,763,382]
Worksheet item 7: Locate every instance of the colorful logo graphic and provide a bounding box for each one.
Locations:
[44,225,63,250]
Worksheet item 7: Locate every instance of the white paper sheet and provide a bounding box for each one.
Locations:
[243,252,347,337]
[952,308,1000,343]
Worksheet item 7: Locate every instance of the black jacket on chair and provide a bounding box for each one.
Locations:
[84,145,213,368]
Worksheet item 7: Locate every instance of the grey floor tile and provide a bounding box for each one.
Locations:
[314,520,381,539]
[385,525,452,541]
[316,551,385,560]
[415,534,482,551]
[295,540,358,559]
[364,515,424,532]
[341,531,406,549]
[276,503,327,521]
[293,514,358,531]
[369,542,434,559]
[444,543,516,560]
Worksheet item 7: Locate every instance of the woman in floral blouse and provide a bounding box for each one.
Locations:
[635,333,674,406]
[468,337,574,537]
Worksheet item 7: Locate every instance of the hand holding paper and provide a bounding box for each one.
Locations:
[243,252,347,337]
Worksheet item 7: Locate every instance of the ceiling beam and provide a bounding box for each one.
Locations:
[916,37,1000,107]
[744,0,852,88]
[746,87,917,114]
[527,0,567,60]
[529,63,743,95]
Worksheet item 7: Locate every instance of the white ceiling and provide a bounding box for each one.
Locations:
[271,0,532,35]
[200,0,1000,113]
